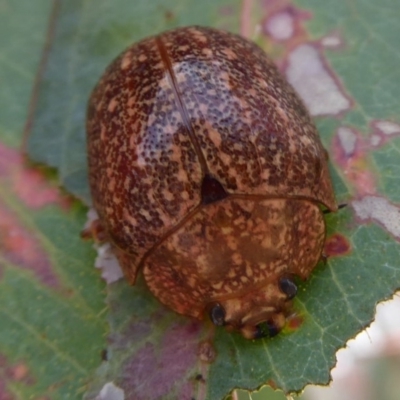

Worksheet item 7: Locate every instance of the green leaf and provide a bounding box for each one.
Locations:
[11,0,400,399]
[0,1,107,398]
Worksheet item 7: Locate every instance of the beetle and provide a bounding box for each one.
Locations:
[86,26,337,339]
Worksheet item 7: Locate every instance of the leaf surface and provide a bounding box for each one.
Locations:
[0,1,107,398]
[11,0,400,399]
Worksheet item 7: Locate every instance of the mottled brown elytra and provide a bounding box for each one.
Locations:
[86,26,337,339]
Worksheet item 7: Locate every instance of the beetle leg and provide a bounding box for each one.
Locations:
[323,203,347,214]
[278,277,298,300]
[208,303,226,326]
[81,218,107,242]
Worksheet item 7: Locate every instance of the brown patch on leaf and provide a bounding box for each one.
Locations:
[0,200,59,288]
[194,373,205,383]
[285,313,304,331]
[163,10,174,22]
[7,363,37,392]
[197,340,217,363]
[0,144,72,210]
[324,234,351,257]
[267,379,278,390]
[9,363,29,382]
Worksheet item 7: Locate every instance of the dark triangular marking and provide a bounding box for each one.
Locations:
[201,174,228,205]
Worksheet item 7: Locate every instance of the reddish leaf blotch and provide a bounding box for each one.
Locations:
[0,143,71,210]
[324,234,351,257]
[0,200,60,287]
[120,321,203,400]
[0,354,36,399]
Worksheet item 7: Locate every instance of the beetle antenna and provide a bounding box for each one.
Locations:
[323,203,347,214]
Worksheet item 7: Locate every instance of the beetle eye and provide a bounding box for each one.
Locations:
[253,320,281,339]
[209,303,226,326]
[279,277,297,300]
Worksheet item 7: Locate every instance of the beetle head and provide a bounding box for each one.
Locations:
[207,276,297,339]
